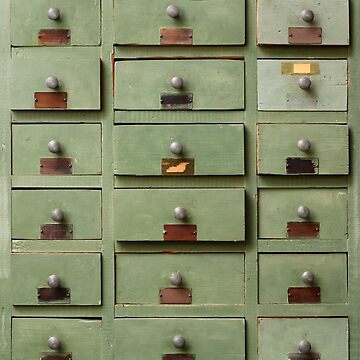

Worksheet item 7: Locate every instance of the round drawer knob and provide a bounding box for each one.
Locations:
[169,271,182,286]
[170,76,184,89]
[51,208,64,222]
[170,142,183,155]
[48,8,61,20]
[167,5,180,18]
[297,206,310,219]
[298,77,312,90]
[301,271,315,285]
[48,140,61,154]
[45,76,59,90]
[297,139,311,152]
[301,9,315,22]
[298,340,312,353]
[174,207,187,220]
[48,336,61,350]
[47,274,60,288]
[172,335,186,348]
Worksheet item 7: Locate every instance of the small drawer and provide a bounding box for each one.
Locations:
[12,124,102,176]
[257,124,349,175]
[12,190,101,240]
[114,60,244,110]
[258,318,348,360]
[258,253,347,304]
[114,0,245,45]
[115,318,245,360]
[11,57,100,110]
[12,318,101,360]
[116,253,245,305]
[114,124,244,176]
[258,188,347,240]
[11,253,101,305]
[257,60,347,111]
[257,0,349,45]
[114,189,245,241]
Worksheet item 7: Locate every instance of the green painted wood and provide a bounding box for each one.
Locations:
[258,253,347,304]
[12,240,102,253]
[114,124,244,176]
[114,60,244,110]
[12,190,101,240]
[257,0,349,45]
[258,188,347,240]
[11,253,101,305]
[12,306,103,318]
[257,111,347,123]
[12,318,101,360]
[113,189,245,241]
[257,176,347,188]
[114,318,245,360]
[116,253,244,305]
[11,57,101,110]
[257,304,348,317]
[114,0,245,45]
[12,175,102,188]
[12,124,102,175]
[258,318,348,360]
[257,124,349,175]
[257,60,347,111]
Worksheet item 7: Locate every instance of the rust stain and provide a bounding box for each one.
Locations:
[166,162,189,173]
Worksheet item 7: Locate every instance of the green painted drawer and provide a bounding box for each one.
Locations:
[12,124,102,175]
[114,0,245,45]
[257,0,349,45]
[11,253,101,305]
[11,57,100,110]
[11,0,100,46]
[114,124,244,176]
[114,60,244,110]
[257,124,349,175]
[258,253,347,304]
[114,189,245,241]
[258,318,348,360]
[258,188,347,240]
[115,318,245,360]
[12,190,101,240]
[13,318,101,360]
[116,253,245,305]
[257,60,347,111]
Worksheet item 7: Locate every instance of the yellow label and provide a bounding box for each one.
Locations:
[293,63,311,74]
[282,63,320,75]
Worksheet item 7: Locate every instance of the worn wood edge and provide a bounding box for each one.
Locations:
[11,306,103,318]
[12,240,102,253]
[12,175,102,188]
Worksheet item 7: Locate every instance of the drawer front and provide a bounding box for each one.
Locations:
[116,253,245,305]
[114,124,244,176]
[11,58,100,110]
[12,318,101,360]
[11,0,100,46]
[11,253,101,305]
[114,0,245,45]
[258,253,347,304]
[258,188,347,240]
[257,0,349,45]
[257,60,347,111]
[115,318,245,360]
[12,190,101,240]
[258,318,348,360]
[114,189,245,241]
[257,124,349,175]
[114,60,244,110]
[12,124,102,175]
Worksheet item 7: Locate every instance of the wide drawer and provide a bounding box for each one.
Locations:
[114,124,244,176]
[113,189,245,241]
[11,253,101,305]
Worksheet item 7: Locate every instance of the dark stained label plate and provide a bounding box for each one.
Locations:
[162,158,194,176]
[38,287,70,303]
[288,287,321,304]
[161,93,193,110]
[38,29,71,45]
[287,222,319,238]
[288,27,322,45]
[160,28,193,45]
[40,224,73,240]
[40,158,72,175]
[288,353,321,360]
[41,354,72,360]
[286,158,319,174]
[34,92,68,109]
[163,355,195,360]
[163,224,197,241]
[160,288,192,304]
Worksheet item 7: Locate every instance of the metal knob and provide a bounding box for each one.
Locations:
[48,140,61,154]
[301,271,315,285]
[297,206,310,219]
[170,76,183,89]
[45,76,59,90]
[297,139,311,152]
[167,4,180,18]
[47,274,60,288]
[51,208,64,222]
[298,77,311,90]
[174,207,187,220]
[169,271,182,286]
[301,9,314,22]
[170,142,183,155]
[48,8,61,20]
[48,336,61,350]
[298,340,312,353]
[172,335,186,348]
